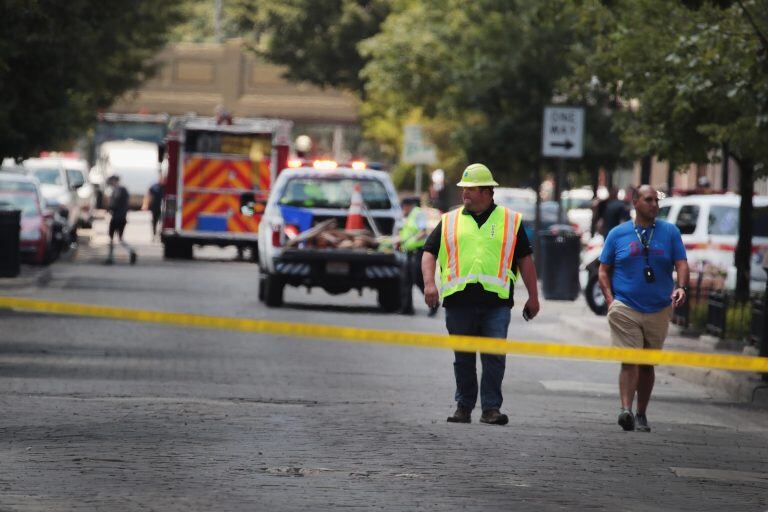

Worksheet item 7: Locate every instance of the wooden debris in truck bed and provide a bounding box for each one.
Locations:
[284,219,383,251]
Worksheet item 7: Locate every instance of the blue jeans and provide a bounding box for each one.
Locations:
[445,306,511,411]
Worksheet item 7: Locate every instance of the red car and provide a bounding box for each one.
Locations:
[0,173,54,264]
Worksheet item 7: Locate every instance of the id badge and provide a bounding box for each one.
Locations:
[644,265,656,283]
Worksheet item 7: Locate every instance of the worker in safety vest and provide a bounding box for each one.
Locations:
[397,196,438,316]
[422,163,540,425]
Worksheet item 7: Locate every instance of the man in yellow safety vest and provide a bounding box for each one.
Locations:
[422,163,540,425]
[397,196,438,316]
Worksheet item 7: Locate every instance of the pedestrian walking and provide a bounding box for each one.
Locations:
[397,196,438,316]
[422,163,540,425]
[142,177,163,241]
[598,185,689,432]
[105,175,137,265]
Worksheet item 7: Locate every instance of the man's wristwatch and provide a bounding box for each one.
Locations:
[676,285,688,293]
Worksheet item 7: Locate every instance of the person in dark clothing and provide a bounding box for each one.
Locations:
[142,179,163,241]
[105,175,137,265]
[602,194,632,236]
[422,163,540,426]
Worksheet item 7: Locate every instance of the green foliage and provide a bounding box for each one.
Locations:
[169,0,243,42]
[0,0,185,161]
[360,0,626,183]
[230,0,390,91]
[590,0,768,170]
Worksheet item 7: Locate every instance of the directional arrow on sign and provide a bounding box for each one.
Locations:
[550,140,574,150]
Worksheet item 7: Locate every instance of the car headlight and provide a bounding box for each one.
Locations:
[21,229,41,241]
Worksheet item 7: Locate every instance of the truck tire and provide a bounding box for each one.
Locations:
[378,281,401,312]
[585,274,608,316]
[258,272,266,302]
[163,239,193,260]
[264,274,284,307]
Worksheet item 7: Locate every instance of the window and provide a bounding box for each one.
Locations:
[31,168,63,186]
[657,206,671,220]
[279,178,392,210]
[676,205,699,235]
[66,169,85,188]
[708,205,768,237]
[0,193,40,217]
[708,206,738,235]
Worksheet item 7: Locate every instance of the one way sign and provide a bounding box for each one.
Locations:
[541,106,584,159]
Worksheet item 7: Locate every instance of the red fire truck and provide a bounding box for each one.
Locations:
[160,116,292,260]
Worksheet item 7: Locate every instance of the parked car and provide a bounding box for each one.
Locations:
[493,188,561,241]
[0,173,55,264]
[21,157,86,241]
[659,194,768,290]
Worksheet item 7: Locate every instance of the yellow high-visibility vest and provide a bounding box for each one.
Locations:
[399,207,426,252]
[437,206,523,300]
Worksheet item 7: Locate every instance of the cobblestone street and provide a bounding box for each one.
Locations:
[1,214,767,511]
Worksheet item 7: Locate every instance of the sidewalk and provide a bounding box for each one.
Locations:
[542,296,768,406]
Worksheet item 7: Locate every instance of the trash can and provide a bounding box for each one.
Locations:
[539,226,580,300]
[0,209,21,278]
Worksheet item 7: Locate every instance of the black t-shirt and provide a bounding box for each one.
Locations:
[423,203,533,308]
[603,199,631,235]
[109,186,130,223]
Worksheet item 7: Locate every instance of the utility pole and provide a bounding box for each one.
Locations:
[721,142,730,191]
[214,0,223,43]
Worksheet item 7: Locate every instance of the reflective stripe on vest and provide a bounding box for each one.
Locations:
[437,206,523,300]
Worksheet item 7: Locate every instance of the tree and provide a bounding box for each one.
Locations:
[589,0,768,300]
[0,0,185,161]
[360,0,626,185]
[230,0,391,92]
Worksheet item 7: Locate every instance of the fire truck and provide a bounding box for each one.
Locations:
[160,116,292,259]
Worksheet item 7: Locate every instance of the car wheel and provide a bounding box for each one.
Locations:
[585,274,608,316]
[163,239,193,260]
[378,280,401,312]
[264,273,284,307]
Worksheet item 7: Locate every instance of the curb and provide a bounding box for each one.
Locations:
[0,266,52,289]
[558,315,768,406]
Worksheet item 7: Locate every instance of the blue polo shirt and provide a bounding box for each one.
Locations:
[599,219,687,313]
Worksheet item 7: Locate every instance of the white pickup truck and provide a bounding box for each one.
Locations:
[257,163,405,310]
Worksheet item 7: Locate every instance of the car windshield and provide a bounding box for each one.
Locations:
[708,205,768,237]
[278,177,392,210]
[31,168,63,185]
[0,192,39,217]
[0,179,37,193]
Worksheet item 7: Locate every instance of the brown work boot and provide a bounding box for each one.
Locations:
[479,408,509,425]
[446,406,472,423]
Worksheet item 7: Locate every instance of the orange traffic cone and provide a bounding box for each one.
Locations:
[345,184,365,230]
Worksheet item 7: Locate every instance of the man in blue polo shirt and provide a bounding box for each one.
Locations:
[598,185,689,432]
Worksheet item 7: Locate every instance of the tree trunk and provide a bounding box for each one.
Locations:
[735,158,754,302]
[640,155,652,185]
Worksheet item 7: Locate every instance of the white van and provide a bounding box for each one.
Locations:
[658,194,768,289]
[92,140,161,209]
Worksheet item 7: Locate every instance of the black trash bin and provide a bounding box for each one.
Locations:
[0,209,21,278]
[539,226,580,300]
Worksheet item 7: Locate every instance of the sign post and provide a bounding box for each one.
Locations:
[402,124,437,196]
[541,106,585,223]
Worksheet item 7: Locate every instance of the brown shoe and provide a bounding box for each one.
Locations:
[446,406,472,423]
[480,408,509,425]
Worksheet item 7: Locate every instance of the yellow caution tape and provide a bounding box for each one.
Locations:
[1,295,767,373]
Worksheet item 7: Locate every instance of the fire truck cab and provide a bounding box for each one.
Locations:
[160,116,291,260]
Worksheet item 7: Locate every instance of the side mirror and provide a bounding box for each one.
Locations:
[158,143,166,163]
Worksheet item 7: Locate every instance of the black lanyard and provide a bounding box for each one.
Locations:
[633,223,655,265]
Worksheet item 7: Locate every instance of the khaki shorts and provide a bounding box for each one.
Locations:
[607,300,672,350]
